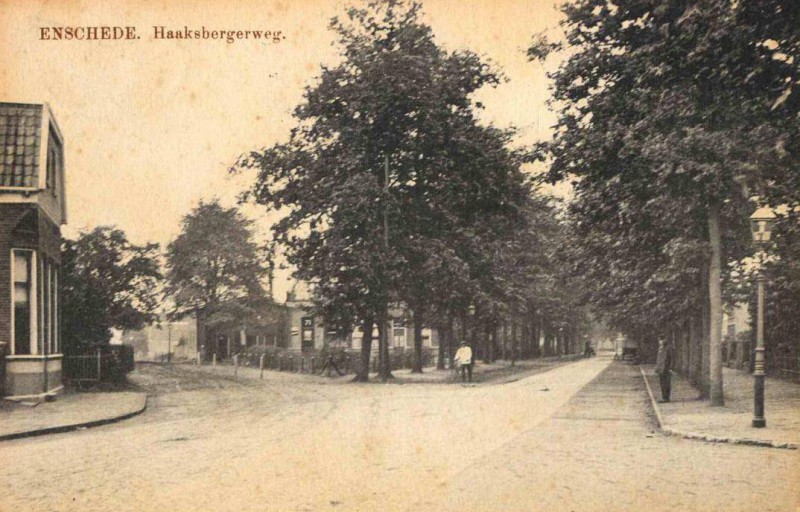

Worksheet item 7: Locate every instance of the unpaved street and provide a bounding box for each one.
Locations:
[1,356,798,512]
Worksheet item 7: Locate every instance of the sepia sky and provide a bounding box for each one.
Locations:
[0,0,566,298]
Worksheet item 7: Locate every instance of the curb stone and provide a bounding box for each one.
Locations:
[0,393,148,442]
[638,366,798,450]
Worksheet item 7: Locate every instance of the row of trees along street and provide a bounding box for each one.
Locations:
[528,0,800,403]
[60,1,799,400]
[235,1,592,381]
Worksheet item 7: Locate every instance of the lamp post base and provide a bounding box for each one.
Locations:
[753,367,766,429]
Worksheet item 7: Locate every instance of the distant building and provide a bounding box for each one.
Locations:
[122,320,198,362]
[123,303,289,362]
[0,102,67,399]
[284,280,439,351]
[724,303,750,339]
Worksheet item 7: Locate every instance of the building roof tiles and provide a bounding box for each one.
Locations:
[0,103,42,188]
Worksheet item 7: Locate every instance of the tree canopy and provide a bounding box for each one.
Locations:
[61,226,161,353]
[238,0,538,377]
[165,200,270,354]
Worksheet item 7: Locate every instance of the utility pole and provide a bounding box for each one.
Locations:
[384,153,389,249]
[379,153,391,379]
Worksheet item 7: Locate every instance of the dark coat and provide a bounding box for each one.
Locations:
[655,343,673,375]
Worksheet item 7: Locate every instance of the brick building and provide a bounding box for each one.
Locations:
[285,280,439,351]
[0,102,67,399]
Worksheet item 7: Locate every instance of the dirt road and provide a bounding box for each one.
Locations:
[1,356,797,511]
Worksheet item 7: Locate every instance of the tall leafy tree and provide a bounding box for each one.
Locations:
[238,0,527,379]
[393,120,529,372]
[165,200,269,358]
[61,227,161,354]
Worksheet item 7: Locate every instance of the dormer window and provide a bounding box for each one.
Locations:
[47,124,62,194]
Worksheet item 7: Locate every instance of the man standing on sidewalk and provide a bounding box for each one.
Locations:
[454,341,473,383]
[655,336,673,402]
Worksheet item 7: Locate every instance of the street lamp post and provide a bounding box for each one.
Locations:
[750,206,775,429]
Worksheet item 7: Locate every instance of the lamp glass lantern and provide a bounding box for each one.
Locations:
[750,206,776,246]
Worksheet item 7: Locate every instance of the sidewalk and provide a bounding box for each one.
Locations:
[389,354,585,384]
[642,364,800,449]
[0,391,147,442]
[186,354,586,385]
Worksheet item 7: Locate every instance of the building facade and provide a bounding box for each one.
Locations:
[284,281,439,352]
[0,102,67,398]
[122,320,199,362]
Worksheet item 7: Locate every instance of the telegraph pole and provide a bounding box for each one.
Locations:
[378,153,392,379]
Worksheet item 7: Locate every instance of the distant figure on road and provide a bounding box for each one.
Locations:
[454,341,473,383]
[655,336,673,402]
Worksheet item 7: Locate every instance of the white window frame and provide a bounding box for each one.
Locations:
[392,319,407,349]
[40,259,57,355]
[10,249,37,355]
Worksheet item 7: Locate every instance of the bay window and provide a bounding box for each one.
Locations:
[12,249,35,355]
[11,249,59,356]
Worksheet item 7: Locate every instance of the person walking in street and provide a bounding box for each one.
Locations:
[454,341,473,383]
[655,336,673,402]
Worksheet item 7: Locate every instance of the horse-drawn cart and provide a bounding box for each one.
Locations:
[615,335,639,361]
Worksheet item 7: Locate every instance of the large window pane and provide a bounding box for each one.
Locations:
[13,251,32,355]
[13,252,29,281]
[42,260,50,354]
[53,267,59,354]
[38,257,44,355]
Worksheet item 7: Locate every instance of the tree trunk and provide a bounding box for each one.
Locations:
[708,201,725,406]
[483,325,492,364]
[680,326,686,368]
[499,323,506,360]
[510,318,518,366]
[436,320,446,370]
[447,315,456,369]
[196,309,207,361]
[378,153,393,381]
[377,309,393,381]
[489,327,496,363]
[411,306,424,373]
[543,328,550,356]
[438,314,455,370]
[680,320,690,376]
[523,319,532,359]
[690,311,703,390]
[353,314,373,382]
[699,265,711,397]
